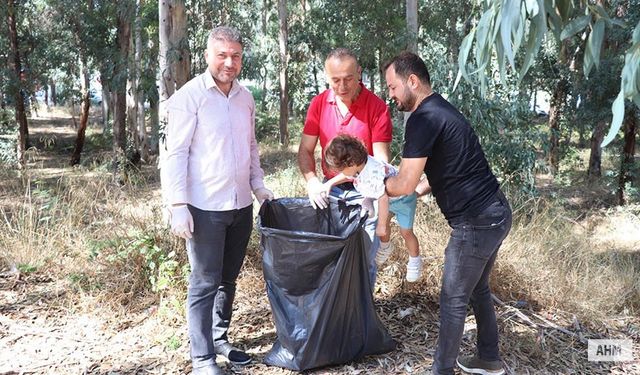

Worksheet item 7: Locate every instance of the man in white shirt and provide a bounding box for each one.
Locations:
[162,26,273,375]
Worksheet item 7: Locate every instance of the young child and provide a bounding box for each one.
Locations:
[322,134,430,282]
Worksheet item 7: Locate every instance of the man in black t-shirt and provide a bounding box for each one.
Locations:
[383,52,512,375]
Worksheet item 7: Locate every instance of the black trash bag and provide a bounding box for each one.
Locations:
[259,197,396,371]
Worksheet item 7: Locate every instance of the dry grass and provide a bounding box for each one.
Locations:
[0,109,639,374]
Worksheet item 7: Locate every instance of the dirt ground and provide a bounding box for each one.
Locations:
[1,111,639,374]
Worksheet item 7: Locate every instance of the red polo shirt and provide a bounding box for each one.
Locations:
[303,84,392,178]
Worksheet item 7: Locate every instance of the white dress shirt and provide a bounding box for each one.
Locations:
[163,71,265,211]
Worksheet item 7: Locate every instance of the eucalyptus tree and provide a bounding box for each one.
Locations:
[457,0,640,176]
[277,0,289,146]
[305,0,407,98]
[113,1,133,179]
[158,0,189,147]
[6,0,29,169]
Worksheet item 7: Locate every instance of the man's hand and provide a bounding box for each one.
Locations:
[170,205,194,239]
[361,197,375,218]
[253,187,275,205]
[307,177,329,209]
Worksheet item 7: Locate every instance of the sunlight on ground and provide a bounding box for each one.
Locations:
[591,207,640,252]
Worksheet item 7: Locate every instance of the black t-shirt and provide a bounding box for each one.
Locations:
[403,93,499,220]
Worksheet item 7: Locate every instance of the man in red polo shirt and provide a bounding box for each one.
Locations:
[297,48,393,287]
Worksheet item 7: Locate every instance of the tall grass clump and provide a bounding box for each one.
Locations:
[0,168,187,311]
[389,190,640,323]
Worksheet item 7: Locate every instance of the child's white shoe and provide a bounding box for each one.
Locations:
[406,256,423,282]
[375,242,394,266]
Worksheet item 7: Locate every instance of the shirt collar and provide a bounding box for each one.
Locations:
[204,71,239,96]
[326,83,365,107]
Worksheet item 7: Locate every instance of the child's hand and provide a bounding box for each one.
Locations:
[320,182,332,196]
[361,198,375,218]
[375,223,389,238]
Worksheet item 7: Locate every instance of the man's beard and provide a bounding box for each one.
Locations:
[396,89,416,112]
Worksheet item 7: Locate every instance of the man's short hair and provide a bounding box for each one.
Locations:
[383,51,431,85]
[325,48,359,65]
[208,26,243,46]
[324,134,368,171]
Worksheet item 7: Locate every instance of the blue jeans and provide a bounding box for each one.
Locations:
[432,191,512,375]
[329,185,379,289]
[186,204,253,368]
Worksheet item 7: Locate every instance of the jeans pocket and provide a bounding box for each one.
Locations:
[469,213,510,260]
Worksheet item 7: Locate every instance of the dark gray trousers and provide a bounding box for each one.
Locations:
[432,191,512,374]
[186,204,253,368]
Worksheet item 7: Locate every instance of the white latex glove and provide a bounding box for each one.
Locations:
[170,205,194,239]
[361,197,375,218]
[307,177,329,209]
[161,204,172,226]
[253,187,274,205]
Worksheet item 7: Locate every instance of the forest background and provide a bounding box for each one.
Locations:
[1,0,639,374]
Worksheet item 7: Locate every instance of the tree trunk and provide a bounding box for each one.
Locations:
[547,41,570,175]
[587,120,606,178]
[312,58,319,95]
[617,105,637,205]
[547,79,569,174]
[277,0,289,147]
[377,48,386,101]
[159,0,174,102]
[171,0,190,89]
[406,0,418,52]
[44,83,49,108]
[7,0,29,169]
[135,0,149,162]
[71,56,91,166]
[149,94,159,154]
[127,7,139,159]
[113,4,132,178]
[158,0,187,174]
[101,74,111,131]
[50,78,57,106]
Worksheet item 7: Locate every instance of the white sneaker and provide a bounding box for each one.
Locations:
[375,242,394,266]
[406,257,423,282]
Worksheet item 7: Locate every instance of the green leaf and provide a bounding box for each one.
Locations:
[475,9,495,66]
[589,19,605,68]
[518,0,547,80]
[495,29,505,70]
[584,33,595,77]
[545,0,563,40]
[525,0,539,17]
[633,20,640,44]
[500,0,521,69]
[601,91,625,148]
[556,0,572,22]
[512,4,526,55]
[621,52,638,97]
[606,18,626,28]
[591,4,610,20]
[458,28,477,82]
[560,15,590,40]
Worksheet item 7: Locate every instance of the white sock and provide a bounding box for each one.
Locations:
[380,241,391,249]
[408,255,422,265]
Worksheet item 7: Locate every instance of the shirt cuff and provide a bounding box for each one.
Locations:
[170,190,188,205]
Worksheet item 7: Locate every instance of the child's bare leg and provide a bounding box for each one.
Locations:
[379,215,392,244]
[399,227,420,257]
[375,215,394,266]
